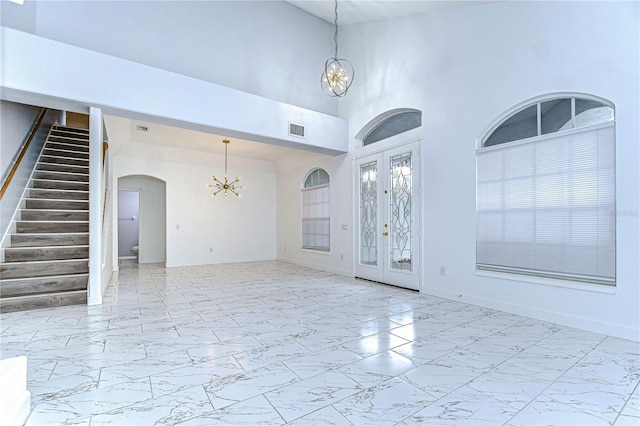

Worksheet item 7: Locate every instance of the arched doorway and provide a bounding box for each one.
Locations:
[117,175,166,264]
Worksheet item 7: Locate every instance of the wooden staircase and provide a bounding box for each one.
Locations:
[0,125,90,312]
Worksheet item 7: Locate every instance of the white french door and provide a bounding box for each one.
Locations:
[354,141,420,290]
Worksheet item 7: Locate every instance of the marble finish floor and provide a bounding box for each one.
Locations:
[1,261,638,425]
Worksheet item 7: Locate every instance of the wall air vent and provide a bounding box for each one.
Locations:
[135,125,149,132]
[288,122,305,138]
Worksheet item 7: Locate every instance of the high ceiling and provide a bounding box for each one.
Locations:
[286,0,494,25]
[107,1,497,162]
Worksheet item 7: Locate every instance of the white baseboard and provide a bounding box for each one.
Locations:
[422,287,639,342]
[277,256,352,277]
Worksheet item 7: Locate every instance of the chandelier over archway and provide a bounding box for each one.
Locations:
[209,139,243,197]
[321,0,354,97]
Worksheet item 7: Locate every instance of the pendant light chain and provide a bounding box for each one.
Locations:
[333,0,339,59]
[224,139,228,176]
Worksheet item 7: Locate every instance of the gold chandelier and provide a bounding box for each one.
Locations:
[209,139,243,197]
[321,0,354,97]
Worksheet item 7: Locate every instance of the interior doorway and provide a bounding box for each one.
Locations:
[117,190,140,260]
[117,175,166,265]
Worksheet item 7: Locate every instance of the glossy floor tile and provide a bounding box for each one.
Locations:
[1,260,638,425]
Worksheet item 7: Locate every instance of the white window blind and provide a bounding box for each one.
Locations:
[301,185,330,251]
[476,124,615,285]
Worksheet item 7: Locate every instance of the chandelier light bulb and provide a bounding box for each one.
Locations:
[322,58,354,97]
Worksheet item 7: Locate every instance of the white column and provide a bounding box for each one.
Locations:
[88,107,103,305]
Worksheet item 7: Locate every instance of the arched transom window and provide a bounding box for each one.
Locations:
[476,95,616,285]
[362,109,422,146]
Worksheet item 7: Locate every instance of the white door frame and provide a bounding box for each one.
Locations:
[353,130,421,291]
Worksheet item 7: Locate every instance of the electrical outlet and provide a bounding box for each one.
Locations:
[440,266,447,276]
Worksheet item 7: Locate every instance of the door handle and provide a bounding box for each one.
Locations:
[383,232,389,236]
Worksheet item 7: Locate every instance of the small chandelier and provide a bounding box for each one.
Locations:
[209,139,243,197]
[321,0,354,97]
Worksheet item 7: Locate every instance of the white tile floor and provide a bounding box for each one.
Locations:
[1,261,638,425]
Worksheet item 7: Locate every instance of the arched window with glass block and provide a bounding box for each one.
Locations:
[476,94,616,285]
[301,168,330,251]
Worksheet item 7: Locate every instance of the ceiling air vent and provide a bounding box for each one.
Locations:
[289,122,305,138]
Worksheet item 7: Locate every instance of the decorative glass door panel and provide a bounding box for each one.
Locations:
[390,153,412,272]
[355,142,420,290]
[360,161,378,266]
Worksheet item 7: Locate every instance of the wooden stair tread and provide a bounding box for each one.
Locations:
[17,219,89,222]
[10,232,88,235]
[0,273,89,282]
[1,258,89,265]
[30,188,89,193]
[22,208,90,211]
[5,245,89,251]
[32,178,89,184]
[25,197,88,202]
[37,161,89,167]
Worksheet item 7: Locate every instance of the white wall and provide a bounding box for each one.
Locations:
[112,141,277,269]
[335,1,639,340]
[0,104,62,241]
[0,0,337,116]
[0,100,40,176]
[275,151,353,276]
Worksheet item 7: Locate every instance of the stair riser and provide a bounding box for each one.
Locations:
[49,134,89,142]
[21,210,89,221]
[45,142,89,153]
[33,171,89,182]
[16,222,89,234]
[33,180,89,191]
[0,292,87,313]
[4,247,89,262]
[0,261,88,280]
[53,126,89,134]
[40,155,89,167]
[0,276,88,298]
[47,137,89,146]
[11,234,89,247]
[36,163,88,174]
[25,199,88,210]
[42,149,89,160]
[29,189,88,201]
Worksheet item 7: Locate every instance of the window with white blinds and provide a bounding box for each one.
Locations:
[477,96,616,285]
[301,169,330,251]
